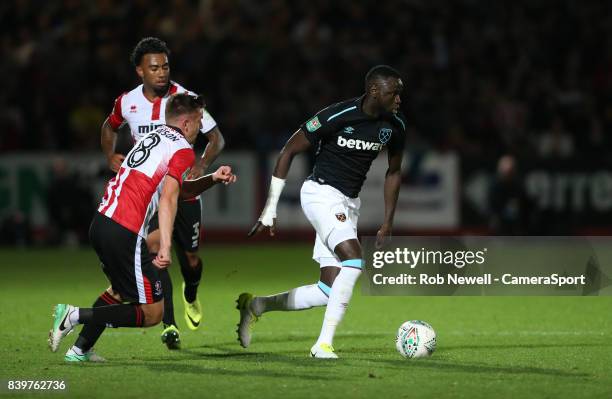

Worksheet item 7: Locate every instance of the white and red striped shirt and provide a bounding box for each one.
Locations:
[108,81,217,143]
[98,125,195,237]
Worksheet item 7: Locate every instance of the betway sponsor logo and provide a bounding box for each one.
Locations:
[337,136,383,151]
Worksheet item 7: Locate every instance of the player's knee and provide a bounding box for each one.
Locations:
[141,301,164,326]
[105,287,123,302]
[147,230,161,253]
[334,238,362,260]
[185,252,200,269]
[148,243,160,254]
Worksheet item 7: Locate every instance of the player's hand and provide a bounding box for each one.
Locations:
[248,219,276,238]
[212,165,237,185]
[107,153,126,173]
[153,247,172,269]
[375,223,392,249]
[186,165,205,180]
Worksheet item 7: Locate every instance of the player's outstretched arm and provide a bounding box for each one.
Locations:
[376,151,403,249]
[101,118,125,172]
[248,129,311,237]
[180,165,237,199]
[188,127,226,179]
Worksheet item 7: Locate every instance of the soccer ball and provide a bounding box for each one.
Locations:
[396,320,437,358]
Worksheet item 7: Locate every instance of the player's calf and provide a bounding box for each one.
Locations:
[71,289,121,356]
[236,283,332,349]
[179,251,203,330]
[315,257,364,351]
[50,300,163,351]
[319,266,340,288]
[179,251,203,302]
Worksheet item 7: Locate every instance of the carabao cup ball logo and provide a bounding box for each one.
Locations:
[379,128,392,144]
[401,326,420,358]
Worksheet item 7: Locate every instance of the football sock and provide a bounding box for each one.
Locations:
[78,304,145,327]
[158,266,176,326]
[316,259,363,346]
[68,308,81,325]
[251,283,329,316]
[75,292,120,352]
[69,346,85,356]
[181,257,202,303]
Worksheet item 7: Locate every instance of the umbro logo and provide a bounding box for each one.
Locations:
[130,105,137,113]
[343,126,355,134]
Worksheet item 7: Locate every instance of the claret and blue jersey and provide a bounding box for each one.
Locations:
[300,96,407,198]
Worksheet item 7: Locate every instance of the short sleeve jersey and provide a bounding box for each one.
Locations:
[98,125,195,237]
[300,96,407,198]
[108,81,217,143]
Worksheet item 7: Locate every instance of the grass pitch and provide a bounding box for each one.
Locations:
[1,245,611,398]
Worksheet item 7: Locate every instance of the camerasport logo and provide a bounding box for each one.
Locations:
[336,213,347,222]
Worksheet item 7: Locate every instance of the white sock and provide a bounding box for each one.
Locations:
[251,284,328,316]
[67,306,80,325]
[316,261,362,346]
[69,345,85,355]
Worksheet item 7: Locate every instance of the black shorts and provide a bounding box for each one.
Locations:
[148,198,201,252]
[89,213,163,304]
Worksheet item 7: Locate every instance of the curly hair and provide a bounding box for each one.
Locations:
[130,37,170,67]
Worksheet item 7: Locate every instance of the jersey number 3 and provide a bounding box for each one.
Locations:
[127,134,161,168]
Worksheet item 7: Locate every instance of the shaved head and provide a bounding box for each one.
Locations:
[365,65,403,92]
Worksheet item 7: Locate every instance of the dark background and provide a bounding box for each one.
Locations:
[2,0,612,244]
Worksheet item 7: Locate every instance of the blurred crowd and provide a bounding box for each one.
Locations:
[2,0,612,243]
[1,0,611,159]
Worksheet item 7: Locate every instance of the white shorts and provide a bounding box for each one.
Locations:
[300,180,360,267]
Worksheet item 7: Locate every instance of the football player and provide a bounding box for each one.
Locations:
[240,65,407,358]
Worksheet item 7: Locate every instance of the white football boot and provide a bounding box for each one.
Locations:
[236,293,259,348]
[310,343,339,359]
[48,304,78,352]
